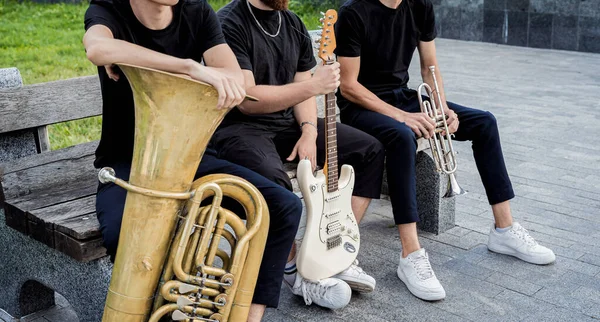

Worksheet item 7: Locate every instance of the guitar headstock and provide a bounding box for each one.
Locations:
[318,9,337,63]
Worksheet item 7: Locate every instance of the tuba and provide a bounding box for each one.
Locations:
[97,64,269,322]
[417,66,466,198]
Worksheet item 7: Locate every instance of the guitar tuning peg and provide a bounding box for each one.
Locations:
[319,18,324,23]
[320,11,326,16]
[314,39,321,44]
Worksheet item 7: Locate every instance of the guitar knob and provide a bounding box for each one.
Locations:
[341,226,346,232]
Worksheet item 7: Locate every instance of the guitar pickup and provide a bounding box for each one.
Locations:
[326,221,341,234]
[325,209,341,219]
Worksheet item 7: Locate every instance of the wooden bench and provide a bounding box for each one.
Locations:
[0,32,454,322]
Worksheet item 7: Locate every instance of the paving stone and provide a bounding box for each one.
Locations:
[579,253,600,267]
[485,271,543,296]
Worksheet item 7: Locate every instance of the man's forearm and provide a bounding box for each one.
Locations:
[293,97,318,132]
[238,80,319,115]
[85,37,195,76]
[340,81,403,119]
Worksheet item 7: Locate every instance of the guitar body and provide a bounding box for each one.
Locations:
[296,159,360,281]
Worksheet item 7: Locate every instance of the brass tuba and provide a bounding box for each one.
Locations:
[97,64,269,322]
[417,66,466,198]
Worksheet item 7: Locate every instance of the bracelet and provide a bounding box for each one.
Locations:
[300,121,318,132]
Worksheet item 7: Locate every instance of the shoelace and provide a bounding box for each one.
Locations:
[347,260,365,275]
[411,253,434,280]
[511,225,537,246]
[300,280,328,306]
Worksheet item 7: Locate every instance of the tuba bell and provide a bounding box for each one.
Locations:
[417,66,466,198]
[98,64,269,322]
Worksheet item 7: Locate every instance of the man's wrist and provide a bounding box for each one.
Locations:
[300,121,318,137]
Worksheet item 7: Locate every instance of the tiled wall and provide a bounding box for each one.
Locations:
[431,0,600,53]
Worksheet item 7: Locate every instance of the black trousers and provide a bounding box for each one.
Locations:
[211,119,385,199]
[95,149,302,308]
[340,88,515,225]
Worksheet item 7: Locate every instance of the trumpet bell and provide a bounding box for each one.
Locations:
[443,173,466,198]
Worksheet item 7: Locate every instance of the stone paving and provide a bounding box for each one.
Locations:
[3,39,600,321]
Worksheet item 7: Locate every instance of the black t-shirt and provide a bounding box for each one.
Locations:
[335,0,436,105]
[84,0,225,168]
[217,0,316,129]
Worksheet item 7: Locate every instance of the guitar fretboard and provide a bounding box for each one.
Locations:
[325,90,338,193]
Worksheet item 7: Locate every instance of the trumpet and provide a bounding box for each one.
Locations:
[417,66,466,198]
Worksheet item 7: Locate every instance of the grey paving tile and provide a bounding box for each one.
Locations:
[579,253,600,267]
[485,271,543,296]
[444,258,496,280]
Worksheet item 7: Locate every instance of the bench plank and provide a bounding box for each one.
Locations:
[54,209,101,240]
[0,76,101,134]
[54,231,106,263]
[27,195,98,247]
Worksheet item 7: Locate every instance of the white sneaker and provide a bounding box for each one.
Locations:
[284,274,351,309]
[334,260,376,293]
[488,222,556,265]
[397,248,446,301]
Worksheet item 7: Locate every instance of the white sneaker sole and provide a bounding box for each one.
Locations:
[397,267,445,301]
[487,242,556,265]
[337,276,375,293]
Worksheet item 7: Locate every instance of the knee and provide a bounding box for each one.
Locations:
[259,167,293,191]
[100,224,121,257]
[386,124,417,150]
[269,189,302,234]
[481,111,499,135]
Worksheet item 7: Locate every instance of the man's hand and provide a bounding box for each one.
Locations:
[442,105,459,135]
[394,110,436,139]
[287,128,318,171]
[105,64,120,81]
[188,62,246,109]
[311,62,341,95]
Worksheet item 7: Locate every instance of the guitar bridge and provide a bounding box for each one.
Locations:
[326,235,342,250]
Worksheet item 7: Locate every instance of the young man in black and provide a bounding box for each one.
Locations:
[84,0,303,320]
[214,0,384,310]
[335,0,556,301]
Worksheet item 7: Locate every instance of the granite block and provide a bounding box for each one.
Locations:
[484,0,506,10]
[461,8,484,41]
[507,11,529,46]
[0,68,39,163]
[580,0,600,18]
[441,6,462,39]
[0,209,112,322]
[0,68,22,89]
[507,0,530,11]
[530,0,555,13]
[552,15,579,50]
[529,13,553,48]
[0,130,39,163]
[484,9,506,43]
[555,0,579,16]
[463,0,485,10]
[415,151,456,234]
[579,16,600,53]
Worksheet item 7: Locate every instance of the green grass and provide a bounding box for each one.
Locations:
[0,0,325,149]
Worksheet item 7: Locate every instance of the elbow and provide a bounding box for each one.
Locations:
[339,81,357,99]
[237,103,253,115]
[85,43,106,66]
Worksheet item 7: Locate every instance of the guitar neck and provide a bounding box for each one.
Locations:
[324,90,338,193]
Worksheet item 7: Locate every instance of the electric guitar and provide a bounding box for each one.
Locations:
[296,9,360,281]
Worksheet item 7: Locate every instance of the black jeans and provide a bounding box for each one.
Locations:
[340,88,515,225]
[210,119,385,199]
[95,149,302,308]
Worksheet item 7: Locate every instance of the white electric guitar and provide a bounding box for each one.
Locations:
[296,9,360,282]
